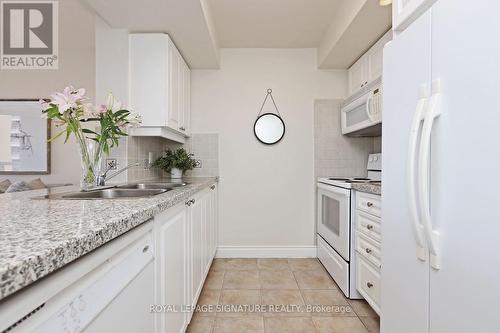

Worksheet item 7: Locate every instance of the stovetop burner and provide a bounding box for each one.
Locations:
[327,177,379,183]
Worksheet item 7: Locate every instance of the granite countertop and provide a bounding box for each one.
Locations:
[351,182,381,195]
[0,177,218,301]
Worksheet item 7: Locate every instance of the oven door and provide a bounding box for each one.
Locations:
[317,183,351,261]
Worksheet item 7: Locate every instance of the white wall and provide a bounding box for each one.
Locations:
[191,48,346,248]
[0,0,95,185]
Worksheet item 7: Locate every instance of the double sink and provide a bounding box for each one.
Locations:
[41,182,188,200]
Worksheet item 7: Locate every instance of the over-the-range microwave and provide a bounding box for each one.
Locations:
[341,83,382,136]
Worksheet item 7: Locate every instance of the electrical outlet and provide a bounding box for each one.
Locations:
[106,159,117,170]
[194,159,202,168]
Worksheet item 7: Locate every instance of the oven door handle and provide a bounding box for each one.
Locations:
[317,183,351,197]
[407,84,428,261]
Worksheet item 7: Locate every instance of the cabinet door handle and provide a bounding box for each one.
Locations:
[190,199,195,204]
[179,127,186,131]
[367,282,374,288]
[365,248,372,254]
[367,202,373,207]
[142,245,150,253]
[210,185,216,190]
[185,200,191,206]
[366,224,374,230]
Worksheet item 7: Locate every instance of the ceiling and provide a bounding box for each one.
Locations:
[84,0,220,68]
[208,0,342,48]
[84,0,391,69]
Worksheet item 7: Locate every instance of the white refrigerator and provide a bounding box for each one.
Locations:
[382,1,500,332]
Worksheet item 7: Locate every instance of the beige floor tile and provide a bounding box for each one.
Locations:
[210,258,226,272]
[359,316,380,333]
[213,317,264,333]
[261,290,308,317]
[223,270,260,289]
[348,299,378,317]
[218,289,262,317]
[265,317,316,333]
[288,258,323,271]
[312,316,369,333]
[204,271,224,290]
[260,270,299,290]
[301,290,354,317]
[196,289,220,317]
[224,258,258,270]
[294,270,336,290]
[186,314,215,333]
[258,258,290,270]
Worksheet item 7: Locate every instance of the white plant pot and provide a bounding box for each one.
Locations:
[170,168,183,179]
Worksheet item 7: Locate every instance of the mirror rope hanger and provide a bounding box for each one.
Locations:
[257,89,282,117]
[254,88,286,145]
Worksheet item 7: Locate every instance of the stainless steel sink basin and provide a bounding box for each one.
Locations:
[40,188,168,200]
[117,182,189,190]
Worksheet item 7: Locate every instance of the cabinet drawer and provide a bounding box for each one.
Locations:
[317,236,349,297]
[356,254,381,315]
[356,191,381,217]
[356,211,381,242]
[355,232,381,268]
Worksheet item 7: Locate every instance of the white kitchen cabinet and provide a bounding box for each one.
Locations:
[392,0,437,32]
[179,61,191,136]
[153,185,218,329]
[347,30,392,97]
[348,58,367,96]
[203,184,218,275]
[367,30,392,81]
[129,33,191,141]
[155,204,189,333]
[189,191,205,309]
[168,43,181,131]
[354,191,381,316]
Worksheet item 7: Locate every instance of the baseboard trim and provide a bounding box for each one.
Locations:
[215,246,317,258]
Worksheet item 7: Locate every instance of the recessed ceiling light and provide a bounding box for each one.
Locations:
[379,0,392,6]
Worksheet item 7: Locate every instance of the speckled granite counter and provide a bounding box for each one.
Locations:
[351,182,381,195]
[0,177,217,301]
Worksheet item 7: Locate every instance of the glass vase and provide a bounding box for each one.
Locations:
[77,137,103,191]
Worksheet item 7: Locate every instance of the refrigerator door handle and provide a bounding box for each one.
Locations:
[418,79,442,270]
[407,84,429,261]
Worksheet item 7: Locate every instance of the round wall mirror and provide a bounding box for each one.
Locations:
[254,113,285,145]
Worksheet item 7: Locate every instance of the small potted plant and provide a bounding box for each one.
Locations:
[153,148,196,179]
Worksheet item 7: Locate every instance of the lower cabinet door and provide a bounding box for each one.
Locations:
[356,254,381,315]
[156,204,189,333]
[190,195,204,307]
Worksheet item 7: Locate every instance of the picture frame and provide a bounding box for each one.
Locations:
[0,99,51,175]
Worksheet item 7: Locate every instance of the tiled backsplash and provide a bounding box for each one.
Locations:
[314,99,381,178]
[104,133,219,184]
[183,134,219,178]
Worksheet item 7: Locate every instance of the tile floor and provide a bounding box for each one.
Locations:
[186,258,380,333]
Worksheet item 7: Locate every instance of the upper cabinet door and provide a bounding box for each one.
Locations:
[348,57,367,96]
[129,34,191,139]
[179,60,191,136]
[129,34,169,127]
[367,30,393,82]
[393,0,437,32]
[168,44,181,131]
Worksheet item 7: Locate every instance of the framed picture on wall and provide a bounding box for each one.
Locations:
[0,100,51,174]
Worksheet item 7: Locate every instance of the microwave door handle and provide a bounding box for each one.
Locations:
[418,80,442,270]
[366,93,374,121]
[407,84,428,261]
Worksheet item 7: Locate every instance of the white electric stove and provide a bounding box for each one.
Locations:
[316,153,381,298]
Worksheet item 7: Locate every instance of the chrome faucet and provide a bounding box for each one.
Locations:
[96,161,140,187]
